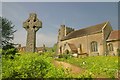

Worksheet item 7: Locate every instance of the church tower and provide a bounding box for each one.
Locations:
[58,24,74,42]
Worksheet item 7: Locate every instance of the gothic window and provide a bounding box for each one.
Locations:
[91,41,98,52]
[108,43,114,51]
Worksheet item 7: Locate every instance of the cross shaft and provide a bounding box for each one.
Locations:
[23,13,42,52]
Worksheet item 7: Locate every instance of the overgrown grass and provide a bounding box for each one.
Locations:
[2,52,72,79]
[57,56,119,78]
[2,50,119,79]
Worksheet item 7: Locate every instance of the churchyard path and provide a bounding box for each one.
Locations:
[53,60,86,74]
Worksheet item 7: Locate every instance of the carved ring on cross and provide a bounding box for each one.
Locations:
[23,13,42,32]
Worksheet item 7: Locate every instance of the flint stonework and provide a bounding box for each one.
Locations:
[23,13,42,52]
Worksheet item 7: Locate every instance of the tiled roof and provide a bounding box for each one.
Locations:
[61,21,108,41]
[107,30,120,41]
[68,43,78,53]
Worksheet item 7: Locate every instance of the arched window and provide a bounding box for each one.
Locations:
[91,41,98,52]
[108,43,114,51]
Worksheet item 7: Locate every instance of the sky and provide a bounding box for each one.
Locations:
[2,2,118,47]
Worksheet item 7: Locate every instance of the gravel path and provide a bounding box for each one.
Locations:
[53,60,85,74]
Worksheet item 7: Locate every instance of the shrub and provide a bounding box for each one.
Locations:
[58,50,73,59]
[64,53,72,59]
[2,53,70,79]
[2,44,14,50]
[3,48,17,55]
[2,44,18,55]
[2,48,18,59]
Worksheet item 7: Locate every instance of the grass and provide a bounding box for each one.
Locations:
[2,52,73,78]
[2,49,119,78]
[57,56,119,78]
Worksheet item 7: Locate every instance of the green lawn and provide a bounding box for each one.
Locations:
[57,56,119,78]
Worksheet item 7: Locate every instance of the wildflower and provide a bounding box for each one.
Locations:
[82,61,86,65]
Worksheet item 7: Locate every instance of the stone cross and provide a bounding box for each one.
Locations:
[23,13,42,52]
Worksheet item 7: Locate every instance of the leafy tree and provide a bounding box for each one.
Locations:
[0,17,16,47]
[0,17,17,56]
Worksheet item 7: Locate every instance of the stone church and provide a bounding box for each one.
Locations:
[57,21,120,56]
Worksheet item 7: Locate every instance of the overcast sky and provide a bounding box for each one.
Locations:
[2,2,118,47]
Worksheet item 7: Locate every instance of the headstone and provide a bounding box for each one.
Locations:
[23,13,42,52]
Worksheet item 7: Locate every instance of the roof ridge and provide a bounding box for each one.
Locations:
[67,21,107,35]
[61,21,109,41]
[75,21,108,32]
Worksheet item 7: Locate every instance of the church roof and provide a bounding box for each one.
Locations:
[68,43,78,53]
[61,21,108,41]
[107,30,120,41]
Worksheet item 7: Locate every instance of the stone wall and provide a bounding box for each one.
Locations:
[87,33,103,56]
[107,41,120,56]
[57,22,120,57]
[58,25,74,42]
[58,32,104,56]
[58,25,66,42]
[102,22,113,55]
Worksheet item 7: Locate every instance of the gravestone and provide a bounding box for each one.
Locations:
[23,13,42,52]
